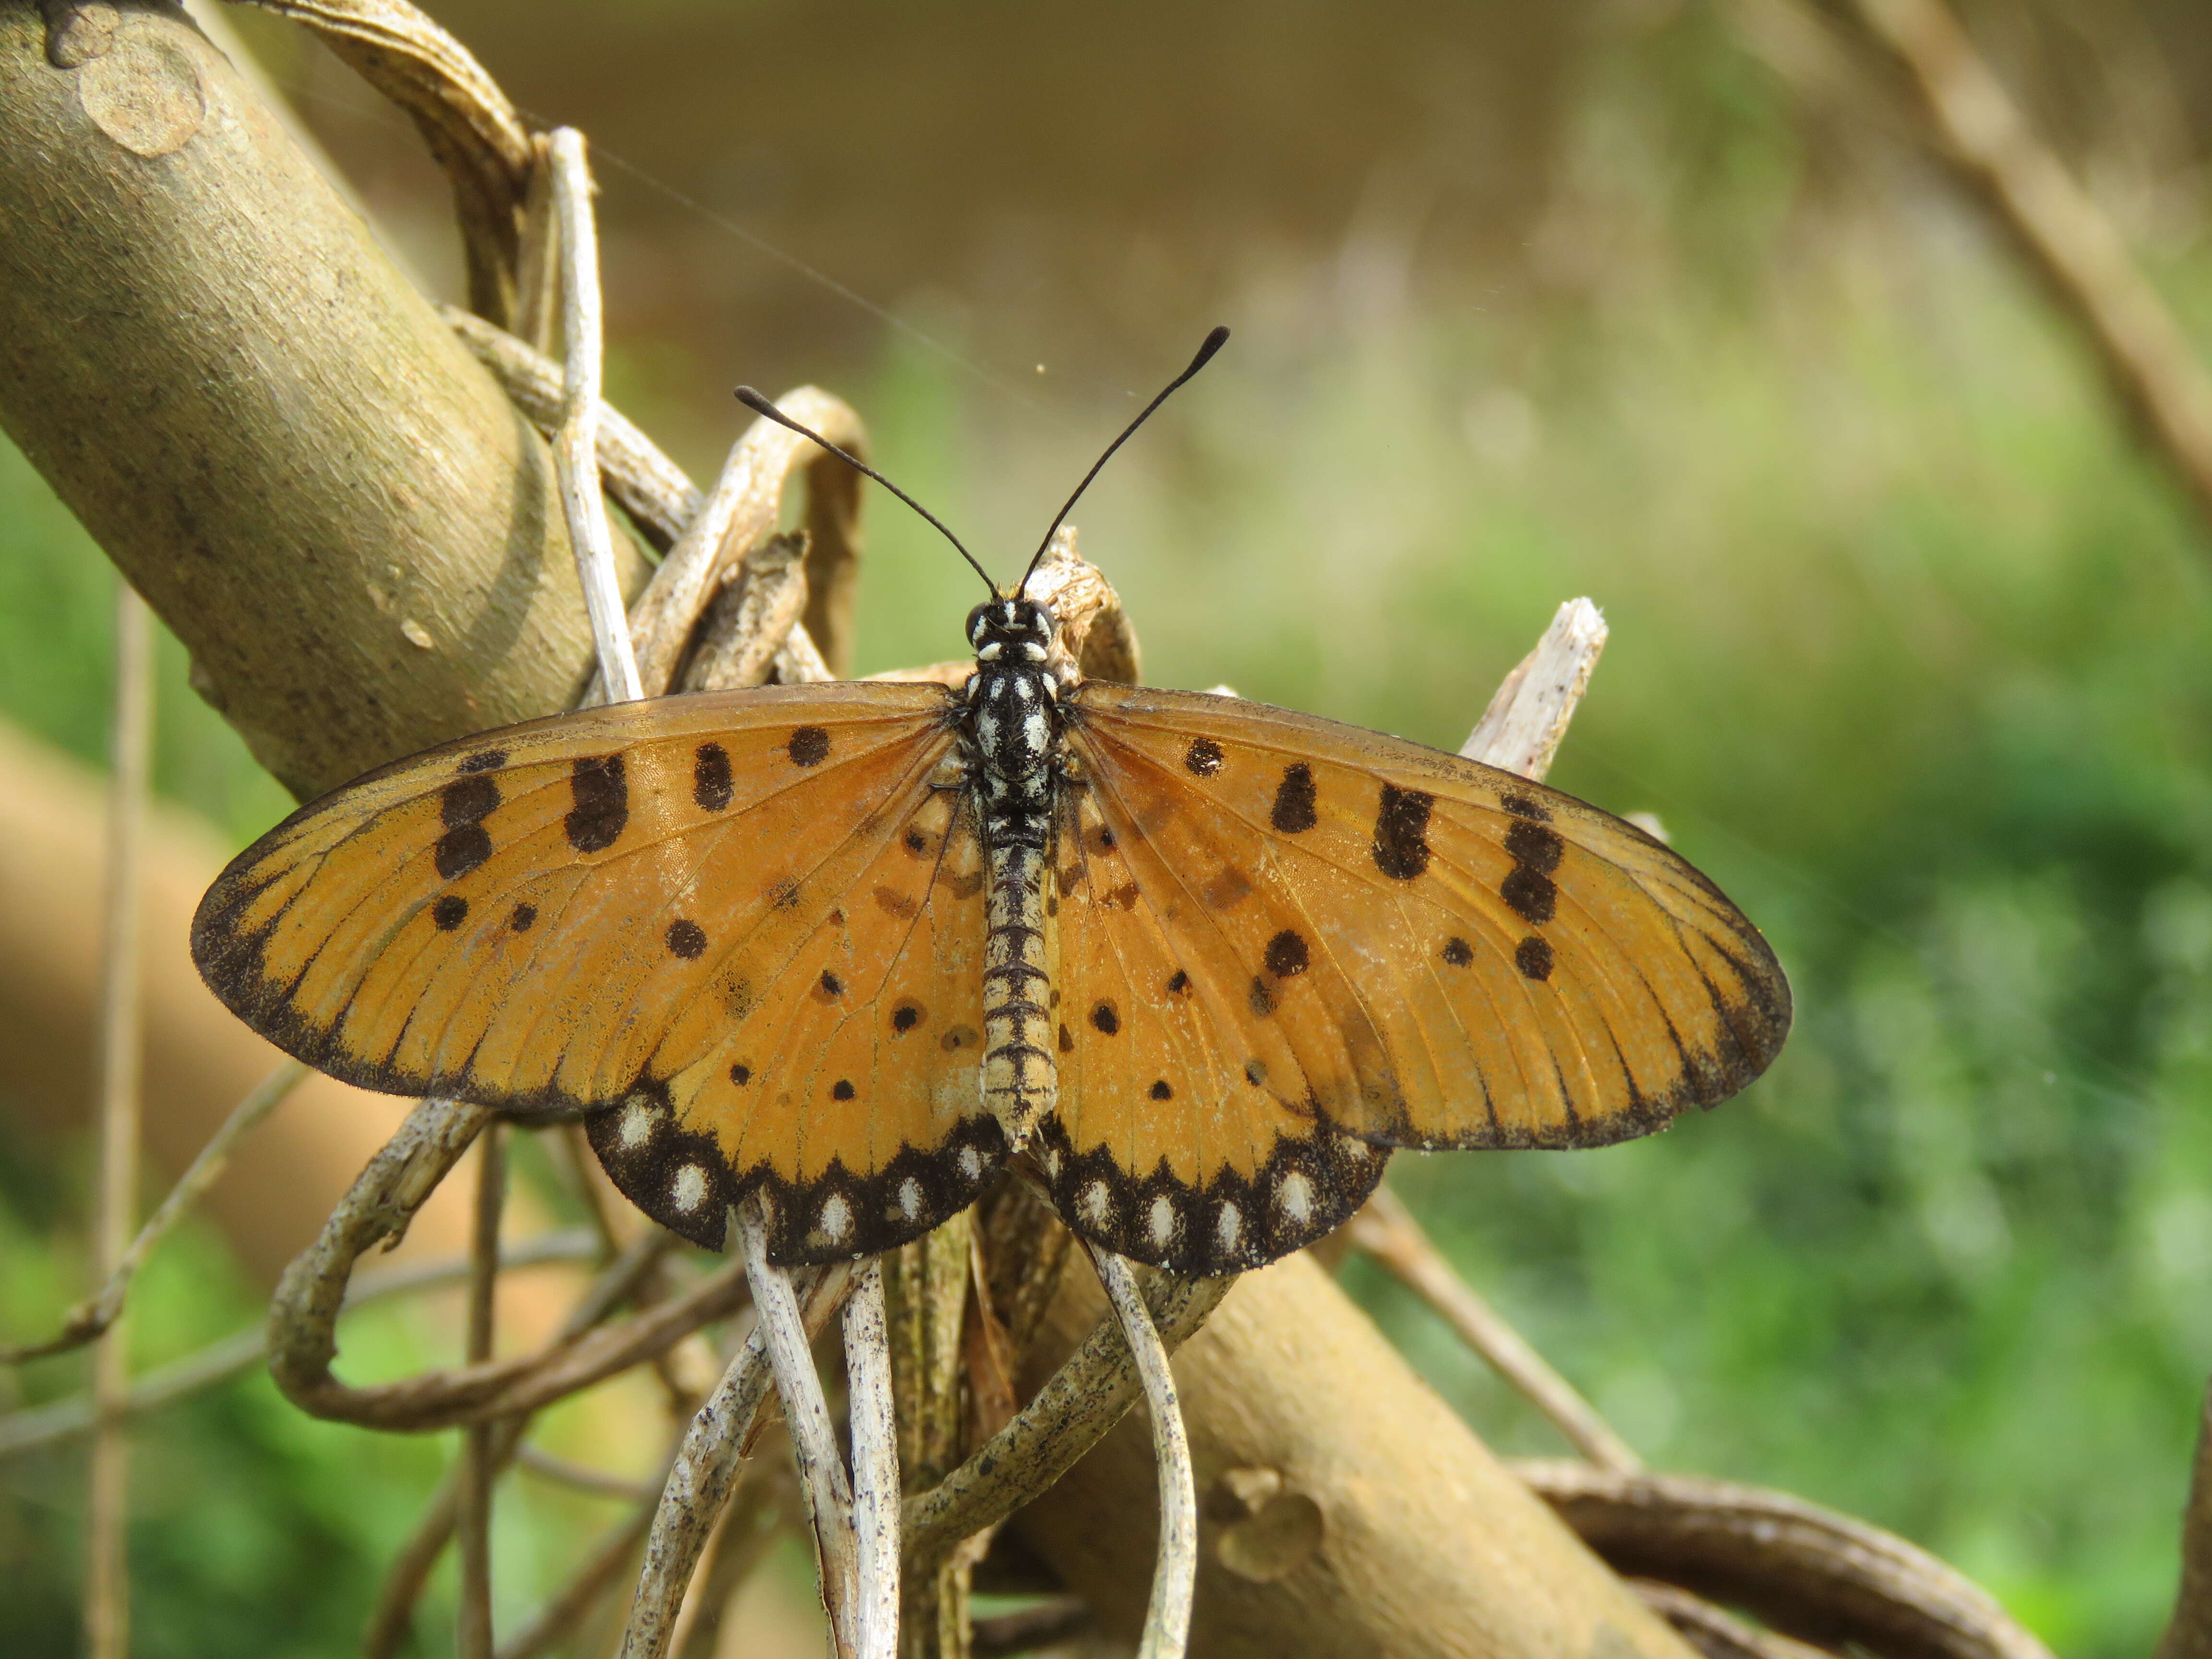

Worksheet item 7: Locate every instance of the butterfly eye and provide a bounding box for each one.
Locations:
[966,604,991,646]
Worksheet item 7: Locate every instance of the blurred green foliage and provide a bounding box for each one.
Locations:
[6,5,2212,1655]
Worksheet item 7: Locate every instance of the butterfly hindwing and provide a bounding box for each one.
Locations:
[192,681,1008,1262]
[1049,684,1788,1223]
[1042,781,1389,1272]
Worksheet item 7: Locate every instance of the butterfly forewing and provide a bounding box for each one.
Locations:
[1057,684,1789,1173]
[192,681,1008,1262]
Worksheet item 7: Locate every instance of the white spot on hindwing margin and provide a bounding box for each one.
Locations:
[618,1094,658,1149]
[671,1164,708,1213]
[959,1145,983,1182]
[898,1178,922,1219]
[1276,1171,1315,1227]
[1079,1180,1111,1226]
[1149,1195,1175,1246]
[1216,1202,1242,1253]
[820,1192,852,1242]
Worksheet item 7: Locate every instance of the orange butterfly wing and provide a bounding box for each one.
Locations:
[1038,683,1789,1271]
[192,682,1007,1262]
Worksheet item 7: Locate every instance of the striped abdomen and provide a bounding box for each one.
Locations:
[980,833,1055,1144]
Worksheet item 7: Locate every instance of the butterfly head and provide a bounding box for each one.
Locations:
[967,596,1056,664]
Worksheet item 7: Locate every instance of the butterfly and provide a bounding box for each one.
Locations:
[191,329,1790,1275]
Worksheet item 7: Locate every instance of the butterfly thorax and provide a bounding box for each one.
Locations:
[960,596,1066,1147]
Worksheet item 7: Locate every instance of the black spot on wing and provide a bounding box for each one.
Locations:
[457,749,507,774]
[731,1063,751,1084]
[1264,929,1310,977]
[1502,866,1557,925]
[434,825,492,881]
[565,755,628,853]
[892,1002,922,1033]
[667,919,707,960]
[1501,793,1551,822]
[1441,936,1473,967]
[1166,970,1190,996]
[510,903,537,932]
[432,895,468,930]
[434,774,499,879]
[1185,737,1224,776]
[1505,818,1564,874]
[693,742,733,811]
[1372,784,1433,880]
[1515,935,1555,980]
[1091,1002,1120,1035]
[1149,1079,1173,1100]
[789,726,830,767]
[1248,977,1276,1017]
[1271,762,1317,833]
[832,1079,855,1101]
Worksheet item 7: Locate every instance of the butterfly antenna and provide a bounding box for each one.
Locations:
[1018,325,1230,594]
[734,387,996,594]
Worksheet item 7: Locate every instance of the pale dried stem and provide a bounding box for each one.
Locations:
[739,1201,860,1656]
[618,1260,850,1659]
[86,583,152,1659]
[265,1097,756,1430]
[1461,597,1608,778]
[844,1261,902,1659]
[1086,1249,1195,1659]
[548,128,643,705]
[1838,0,2212,534]
[680,532,813,693]
[1515,1460,2055,1659]
[610,389,866,698]
[1347,1189,1641,1473]
[902,1271,1231,1571]
[2,1059,309,1364]
[444,307,700,553]
[667,1465,795,1659]
[0,1232,600,1464]
[457,1123,507,1659]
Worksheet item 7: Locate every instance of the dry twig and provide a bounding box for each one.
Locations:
[549,127,643,705]
[1087,1248,1196,1659]
[902,1271,1232,1571]
[1515,1460,2055,1659]
[1348,1190,1640,1473]
[845,1261,903,1659]
[85,583,153,1659]
[618,1261,850,1659]
[1,1059,308,1364]
[457,1123,506,1658]
[0,1230,600,1464]
[1836,0,2212,532]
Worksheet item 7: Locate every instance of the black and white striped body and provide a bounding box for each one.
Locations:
[959,596,1066,1146]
